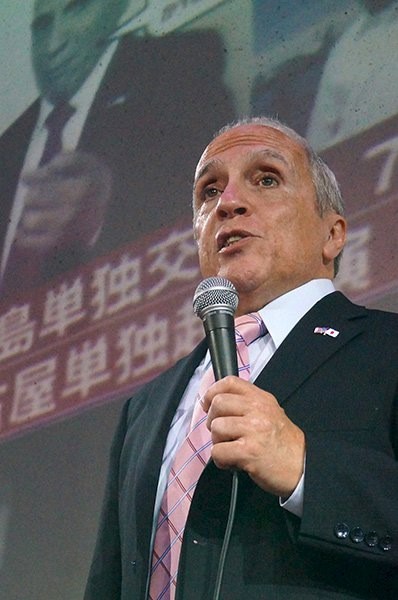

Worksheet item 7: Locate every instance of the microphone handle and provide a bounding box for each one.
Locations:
[202,310,238,380]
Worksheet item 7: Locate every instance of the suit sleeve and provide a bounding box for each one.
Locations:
[84,401,129,600]
[301,420,398,562]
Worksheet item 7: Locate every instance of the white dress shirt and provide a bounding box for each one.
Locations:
[153,278,336,528]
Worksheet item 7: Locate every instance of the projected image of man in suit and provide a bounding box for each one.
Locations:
[0,0,129,291]
[0,0,233,293]
[85,117,398,599]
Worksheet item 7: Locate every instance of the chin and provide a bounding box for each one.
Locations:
[217,269,257,294]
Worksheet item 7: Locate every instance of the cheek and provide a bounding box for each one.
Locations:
[192,213,201,240]
[196,238,213,270]
[195,230,216,275]
[273,210,310,250]
[193,211,210,246]
[32,46,46,70]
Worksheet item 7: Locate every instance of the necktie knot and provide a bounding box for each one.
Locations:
[45,102,75,131]
[235,312,267,347]
[40,102,75,166]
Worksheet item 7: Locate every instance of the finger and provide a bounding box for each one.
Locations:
[210,439,246,471]
[22,177,90,209]
[209,414,243,441]
[17,207,74,249]
[20,201,78,229]
[205,395,247,430]
[201,375,251,412]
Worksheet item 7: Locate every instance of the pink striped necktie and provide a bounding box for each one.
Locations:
[149,312,266,600]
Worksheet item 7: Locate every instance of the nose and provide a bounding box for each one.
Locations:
[216,182,249,219]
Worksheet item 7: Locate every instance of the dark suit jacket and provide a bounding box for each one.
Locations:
[0,31,234,285]
[85,292,398,599]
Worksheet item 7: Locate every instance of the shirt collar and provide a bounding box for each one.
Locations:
[258,279,336,350]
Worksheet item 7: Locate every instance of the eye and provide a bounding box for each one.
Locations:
[197,183,223,203]
[31,13,53,33]
[193,183,220,211]
[259,174,278,188]
[203,186,220,199]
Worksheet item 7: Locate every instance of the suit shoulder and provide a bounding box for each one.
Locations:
[0,100,39,151]
[365,305,398,331]
[351,303,398,359]
[328,292,398,325]
[118,30,226,68]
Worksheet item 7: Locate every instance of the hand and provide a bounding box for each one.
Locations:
[202,375,306,497]
[16,151,112,252]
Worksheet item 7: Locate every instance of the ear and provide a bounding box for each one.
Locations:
[322,213,347,264]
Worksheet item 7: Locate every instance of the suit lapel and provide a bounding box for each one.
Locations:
[254,292,368,404]
[141,339,207,474]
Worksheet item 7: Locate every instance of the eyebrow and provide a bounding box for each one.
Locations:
[193,159,222,190]
[193,148,290,190]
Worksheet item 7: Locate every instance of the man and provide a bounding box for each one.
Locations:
[85,117,398,599]
[307,0,398,150]
[0,0,233,292]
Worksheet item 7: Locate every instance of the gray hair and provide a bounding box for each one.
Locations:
[209,116,345,274]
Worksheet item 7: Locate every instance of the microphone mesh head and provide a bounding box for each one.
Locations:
[193,277,239,319]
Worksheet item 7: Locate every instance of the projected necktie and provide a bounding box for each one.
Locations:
[149,312,266,600]
[39,102,75,166]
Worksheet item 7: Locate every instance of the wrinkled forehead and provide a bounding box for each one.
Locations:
[33,0,122,18]
[195,124,308,178]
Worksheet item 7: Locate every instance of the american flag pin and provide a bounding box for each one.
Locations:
[314,326,340,338]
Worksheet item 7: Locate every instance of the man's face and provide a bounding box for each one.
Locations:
[31,0,127,103]
[193,124,345,314]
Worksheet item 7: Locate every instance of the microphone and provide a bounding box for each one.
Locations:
[193,277,239,380]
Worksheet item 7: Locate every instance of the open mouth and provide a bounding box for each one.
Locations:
[217,231,251,251]
[223,235,244,247]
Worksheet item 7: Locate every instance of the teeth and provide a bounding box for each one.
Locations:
[225,235,243,247]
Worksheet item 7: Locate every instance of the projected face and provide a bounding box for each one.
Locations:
[31,0,128,103]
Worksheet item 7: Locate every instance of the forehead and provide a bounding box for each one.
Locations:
[195,124,309,179]
[34,0,69,13]
[34,0,107,15]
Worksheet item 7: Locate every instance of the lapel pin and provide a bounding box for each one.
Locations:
[314,326,340,338]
